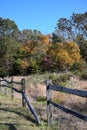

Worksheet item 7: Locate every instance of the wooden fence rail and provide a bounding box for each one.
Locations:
[0,77,25,106]
[46,79,87,126]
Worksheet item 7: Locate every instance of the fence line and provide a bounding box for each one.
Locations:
[0,77,25,106]
[46,79,87,126]
[0,77,40,124]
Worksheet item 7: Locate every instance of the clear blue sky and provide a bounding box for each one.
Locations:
[0,0,87,34]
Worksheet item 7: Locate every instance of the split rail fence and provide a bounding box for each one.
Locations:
[0,77,26,106]
[46,79,87,126]
[0,77,40,124]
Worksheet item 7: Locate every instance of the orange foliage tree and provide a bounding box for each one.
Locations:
[16,36,51,73]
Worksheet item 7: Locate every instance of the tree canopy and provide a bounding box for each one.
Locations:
[55,12,87,41]
[0,13,87,76]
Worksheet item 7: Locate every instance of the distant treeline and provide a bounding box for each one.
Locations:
[0,12,87,76]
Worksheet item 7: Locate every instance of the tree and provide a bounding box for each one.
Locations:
[55,12,87,41]
[0,17,19,38]
[52,33,64,44]
[71,12,87,39]
[64,41,81,64]
[18,29,41,43]
[76,35,87,61]
[41,55,55,72]
[47,41,81,71]
[0,36,20,76]
[55,17,74,40]
[25,38,50,73]
[0,17,19,76]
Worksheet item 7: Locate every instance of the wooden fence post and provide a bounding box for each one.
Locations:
[46,79,53,126]
[11,77,14,99]
[21,78,26,107]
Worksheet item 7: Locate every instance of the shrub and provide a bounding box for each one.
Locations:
[49,73,73,85]
[80,70,87,80]
[37,96,46,102]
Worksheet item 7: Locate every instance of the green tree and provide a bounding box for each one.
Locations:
[0,17,19,38]
[76,35,87,61]
[0,36,20,76]
[55,12,87,41]
[0,17,19,76]
[18,29,41,43]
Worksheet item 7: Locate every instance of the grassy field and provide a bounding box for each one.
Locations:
[0,73,87,130]
[0,94,54,130]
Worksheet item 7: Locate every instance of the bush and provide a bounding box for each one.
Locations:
[37,96,46,102]
[80,71,87,80]
[49,73,73,85]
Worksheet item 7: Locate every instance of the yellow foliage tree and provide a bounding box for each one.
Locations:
[47,41,81,70]
[64,41,81,64]
[56,50,73,69]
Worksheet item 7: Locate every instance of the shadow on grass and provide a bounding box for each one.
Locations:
[0,123,17,130]
[0,107,37,124]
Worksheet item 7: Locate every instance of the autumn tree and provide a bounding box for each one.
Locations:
[24,37,50,73]
[14,34,51,74]
[47,41,81,71]
[54,12,87,69]
[64,41,81,69]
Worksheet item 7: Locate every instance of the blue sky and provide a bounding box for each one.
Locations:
[0,0,87,34]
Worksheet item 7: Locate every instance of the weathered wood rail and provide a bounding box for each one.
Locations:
[0,77,40,124]
[46,79,87,126]
[0,77,25,105]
